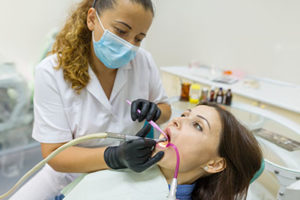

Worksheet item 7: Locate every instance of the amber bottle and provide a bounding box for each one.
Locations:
[209,88,215,102]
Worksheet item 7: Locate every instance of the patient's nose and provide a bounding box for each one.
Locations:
[172,117,181,129]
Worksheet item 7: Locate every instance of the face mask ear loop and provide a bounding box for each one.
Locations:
[95,11,106,31]
[93,11,106,42]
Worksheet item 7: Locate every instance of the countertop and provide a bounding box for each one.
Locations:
[161,66,300,114]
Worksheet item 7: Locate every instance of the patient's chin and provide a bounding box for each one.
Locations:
[154,149,175,169]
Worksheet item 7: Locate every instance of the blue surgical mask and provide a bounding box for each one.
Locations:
[93,12,139,69]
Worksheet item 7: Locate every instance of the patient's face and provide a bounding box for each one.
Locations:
[155,105,222,174]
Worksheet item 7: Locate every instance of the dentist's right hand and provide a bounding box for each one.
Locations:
[104,124,164,173]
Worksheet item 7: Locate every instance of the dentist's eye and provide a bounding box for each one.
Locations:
[181,114,186,117]
[114,27,126,35]
[193,122,203,131]
[135,38,142,43]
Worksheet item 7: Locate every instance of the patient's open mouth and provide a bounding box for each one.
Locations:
[157,128,170,148]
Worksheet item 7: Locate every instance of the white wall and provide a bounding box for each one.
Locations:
[148,0,300,85]
[1,0,300,85]
[0,0,81,80]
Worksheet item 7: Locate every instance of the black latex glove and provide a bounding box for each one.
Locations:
[131,99,161,122]
[104,124,164,172]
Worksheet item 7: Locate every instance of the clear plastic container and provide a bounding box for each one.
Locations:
[189,83,201,104]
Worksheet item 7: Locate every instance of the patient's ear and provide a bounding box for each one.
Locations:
[204,157,226,174]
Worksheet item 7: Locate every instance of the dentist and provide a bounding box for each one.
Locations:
[11,0,171,199]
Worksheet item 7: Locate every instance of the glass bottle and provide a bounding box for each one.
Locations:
[216,88,224,104]
[225,89,233,106]
[180,82,191,101]
[209,88,215,102]
[199,88,208,103]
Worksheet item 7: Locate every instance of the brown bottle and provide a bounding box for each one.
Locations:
[216,88,224,104]
[225,89,232,105]
[209,88,215,102]
[180,82,191,101]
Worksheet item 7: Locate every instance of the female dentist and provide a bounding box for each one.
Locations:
[10,0,171,199]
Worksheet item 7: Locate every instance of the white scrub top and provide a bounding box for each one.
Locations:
[32,48,169,146]
[10,48,169,200]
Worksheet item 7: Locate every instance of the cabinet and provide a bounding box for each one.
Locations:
[160,66,300,125]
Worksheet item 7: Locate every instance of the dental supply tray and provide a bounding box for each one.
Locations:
[253,128,300,151]
[212,76,238,84]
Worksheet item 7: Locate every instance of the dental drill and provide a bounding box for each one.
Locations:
[0,132,166,199]
[106,132,167,143]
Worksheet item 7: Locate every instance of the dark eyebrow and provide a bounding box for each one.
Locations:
[114,20,146,36]
[187,109,211,130]
[196,115,211,130]
[114,20,132,29]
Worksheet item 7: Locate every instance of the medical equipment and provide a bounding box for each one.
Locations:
[126,100,169,139]
[0,62,32,133]
[105,132,167,143]
[1,103,180,199]
[126,100,180,200]
[0,62,33,182]
[166,143,180,200]
[0,132,167,199]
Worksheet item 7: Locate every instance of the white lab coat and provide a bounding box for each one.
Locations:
[10,48,169,200]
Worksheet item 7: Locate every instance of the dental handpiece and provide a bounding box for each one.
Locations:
[106,132,167,143]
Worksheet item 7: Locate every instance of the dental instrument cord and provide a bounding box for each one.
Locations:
[166,143,180,179]
[126,100,169,139]
[0,132,153,199]
[166,143,180,200]
[1,97,179,200]
[126,100,180,199]
[0,133,109,199]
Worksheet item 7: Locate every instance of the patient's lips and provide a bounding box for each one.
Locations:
[157,128,171,148]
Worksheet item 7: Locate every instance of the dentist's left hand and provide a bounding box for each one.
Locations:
[131,99,161,122]
[104,124,164,173]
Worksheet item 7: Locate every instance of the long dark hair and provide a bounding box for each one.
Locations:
[192,103,263,200]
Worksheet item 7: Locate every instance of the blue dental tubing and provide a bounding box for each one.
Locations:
[0,133,166,199]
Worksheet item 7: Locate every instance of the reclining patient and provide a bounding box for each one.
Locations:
[62,103,262,200]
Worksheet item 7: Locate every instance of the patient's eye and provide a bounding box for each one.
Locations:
[193,122,203,131]
[181,114,186,117]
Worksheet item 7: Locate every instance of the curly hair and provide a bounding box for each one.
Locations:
[51,0,154,94]
[52,0,93,94]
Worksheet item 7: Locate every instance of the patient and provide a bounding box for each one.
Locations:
[62,102,262,200]
[155,102,263,199]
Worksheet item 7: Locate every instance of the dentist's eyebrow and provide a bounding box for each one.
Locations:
[114,20,147,36]
[114,20,132,29]
[187,109,211,130]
